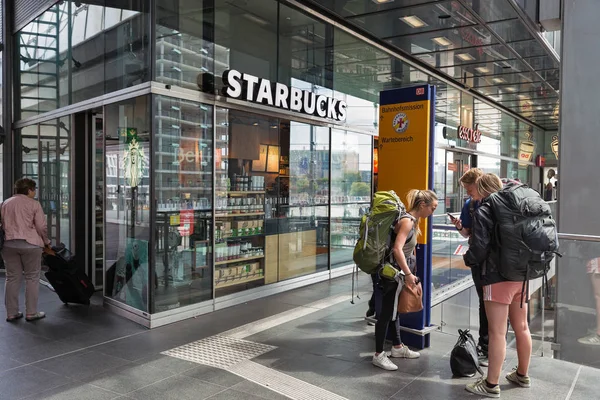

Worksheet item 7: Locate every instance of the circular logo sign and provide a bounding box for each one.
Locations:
[392,112,409,133]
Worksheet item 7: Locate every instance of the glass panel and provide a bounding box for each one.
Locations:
[37,118,70,246]
[347,1,477,40]
[315,0,439,18]
[156,0,217,92]
[278,122,330,278]
[153,95,214,312]
[387,24,499,55]
[93,112,104,287]
[104,96,151,312]
[439,288,473,334]
[548,238,600,366]
[330,129,372,269]
[15,1,150,120]
[431,150,472,290]
[20,126,39,185]
[465,0,518,22]
[486,19,533,43]
[214,109,269,296]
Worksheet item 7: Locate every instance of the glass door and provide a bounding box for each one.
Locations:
[431,149,472,290]
[445,151,471,216]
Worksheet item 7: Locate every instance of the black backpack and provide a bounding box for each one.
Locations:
[450,329,484,377]
[491,183,560,282]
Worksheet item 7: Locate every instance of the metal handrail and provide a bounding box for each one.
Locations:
[558,233,600,242]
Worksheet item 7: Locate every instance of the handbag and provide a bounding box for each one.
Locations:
[397,272,423,313]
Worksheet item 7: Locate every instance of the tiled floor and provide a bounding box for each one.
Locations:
[0,272,597,399]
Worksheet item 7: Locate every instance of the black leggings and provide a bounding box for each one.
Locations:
[375,278,403,353]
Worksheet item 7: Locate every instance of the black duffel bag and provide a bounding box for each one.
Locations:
[450,329,484,377]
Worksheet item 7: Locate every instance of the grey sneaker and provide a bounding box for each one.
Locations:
[578,333,600,345]
[506,368,531,388]
[465,377,500,398]
[372,352,398,371]
[479,356,489,367]
[390,345,420,359]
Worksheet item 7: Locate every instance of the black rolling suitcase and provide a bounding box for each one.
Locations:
[43,247,95,305]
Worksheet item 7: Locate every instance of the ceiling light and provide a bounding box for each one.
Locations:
[492,78,506,83]
[371,0,394,3]
[400,15,428,28]
[456,53,475,61]
[475,67,490,74]
[505,87,516,92]
[432,37,452,47]
[243,13,268,26]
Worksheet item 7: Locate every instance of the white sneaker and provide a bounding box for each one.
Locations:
[390,345,420,359]
[372,352,398,370]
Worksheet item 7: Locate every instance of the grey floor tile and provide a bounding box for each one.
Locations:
[134,354,198,374]
[390,375,474,400]
[270,352,356,386]
[35,350,131,381]
[0,355,23,373]
[21,382,119,400]
[92,333,177,362]
[319,361,415,400]
[567,365,600,400]
[0,331,52,357]
[0,365,73,400]
[229,380,289,400]
[85,362,175,394]
[127,375,224,400]
[182,364,245,387]
[59,328,146,349]
[5,315,94,341]
[206,388,280,400]
[10,338,84,364]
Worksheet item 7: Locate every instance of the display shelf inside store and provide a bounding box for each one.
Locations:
[215,212,265,218]
[215,274,263,289]
[215,233,264,242]
[215,254,265,266]
[217,191,265,196]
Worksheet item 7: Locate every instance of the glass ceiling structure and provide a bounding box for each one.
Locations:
[301,0,560,130]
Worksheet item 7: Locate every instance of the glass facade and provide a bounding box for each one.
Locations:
[8,0,547,324]
[15,1,151,120]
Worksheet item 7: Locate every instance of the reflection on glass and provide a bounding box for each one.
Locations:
[431,150,472,289]
[15,1,150,120]
[104,96,151,312]
[276,122,330,279]
[330,129,372,269]
[153,95,213,311]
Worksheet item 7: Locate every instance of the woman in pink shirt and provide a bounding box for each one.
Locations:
[2,178,51,322]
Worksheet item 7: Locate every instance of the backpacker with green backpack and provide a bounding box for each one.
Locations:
[353,190,407,274]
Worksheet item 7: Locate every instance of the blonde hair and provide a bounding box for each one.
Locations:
[476,173,503,198]
[460,168,484,185]
[405,189,438,235]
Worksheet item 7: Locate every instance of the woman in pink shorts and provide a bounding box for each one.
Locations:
[463,174,532,398]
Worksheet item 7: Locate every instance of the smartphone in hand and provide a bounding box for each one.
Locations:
[447,212,457,222]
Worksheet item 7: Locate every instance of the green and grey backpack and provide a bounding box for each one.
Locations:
[353,190,406,274]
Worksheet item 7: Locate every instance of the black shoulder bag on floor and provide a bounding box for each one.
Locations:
[450,329,484,377]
